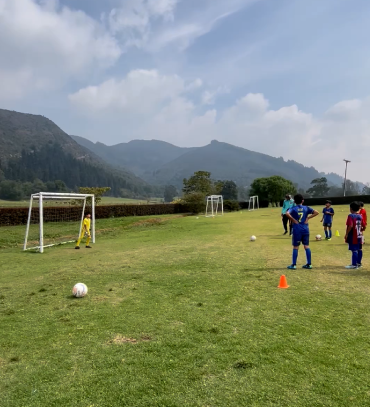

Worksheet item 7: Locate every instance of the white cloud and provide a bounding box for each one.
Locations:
[104,0,257,52]
[105,0,179,48]
[69,69,370,182]
[201,86,229,105]
[0,0,121,101]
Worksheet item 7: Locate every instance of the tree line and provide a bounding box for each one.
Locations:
[0,142,161,200]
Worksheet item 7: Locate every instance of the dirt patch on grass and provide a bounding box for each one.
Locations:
[129,215,187,229]
[93,296,108,303]
[107,334,152,345]
[130,218,164,228]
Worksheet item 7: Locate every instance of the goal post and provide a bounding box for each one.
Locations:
[205,195,224,217]
[248,196,259,211]
[23,192,95,253]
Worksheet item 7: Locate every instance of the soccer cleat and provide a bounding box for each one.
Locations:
[302,264,313,269]
[86,246,92,249]
[357,264,363,268]
[287,265,297,270]
[345,265,358,269]
[75,246,80,250]
[283,231,288,235]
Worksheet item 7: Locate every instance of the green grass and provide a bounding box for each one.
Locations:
[0,199,31,207]
[1,206,370,406]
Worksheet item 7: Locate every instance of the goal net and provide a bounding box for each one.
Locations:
[205,195,224,217]
[23,193,95,253]
[248,196,259,211]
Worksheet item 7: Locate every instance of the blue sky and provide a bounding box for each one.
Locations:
[1,0,370,182]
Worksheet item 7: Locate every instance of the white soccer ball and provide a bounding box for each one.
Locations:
[72,283,88,298]
[250,235,256,241]
[316,235,322,241]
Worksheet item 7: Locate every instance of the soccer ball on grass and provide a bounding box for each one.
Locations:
[72,283,88,298]
[315,235,322,241]
[250,236,256,242]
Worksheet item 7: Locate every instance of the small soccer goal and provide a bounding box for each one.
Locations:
[248,196,259,211]
[205,195,224,217]
[23,192,95,253]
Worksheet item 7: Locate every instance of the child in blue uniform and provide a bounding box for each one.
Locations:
[320,200,335,240]
[285,194,319,270]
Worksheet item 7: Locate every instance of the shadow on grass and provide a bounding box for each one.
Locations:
[328,269,370,277]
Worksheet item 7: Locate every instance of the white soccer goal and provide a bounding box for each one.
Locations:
[248,196,259,211]
[205,195,224,217]
[23,193,95,253]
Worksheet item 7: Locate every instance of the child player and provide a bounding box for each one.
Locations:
[285,194,319,270]
[359,202,367,243]
[75,213,92,249]
[320,200,335,240]
[345,202,365,269]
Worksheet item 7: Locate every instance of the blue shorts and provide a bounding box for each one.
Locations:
[323,222,332,228]
[348,243,363,251]
[292,231,310,247]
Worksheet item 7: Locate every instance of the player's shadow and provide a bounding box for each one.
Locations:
[327,269,370,277]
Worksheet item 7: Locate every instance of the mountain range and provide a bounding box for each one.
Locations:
[0,108,348,197]
[71,136,344,190]
[0,109,157,197]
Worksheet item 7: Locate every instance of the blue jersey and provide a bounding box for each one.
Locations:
[322,207,334,224]
[288,205,314,233]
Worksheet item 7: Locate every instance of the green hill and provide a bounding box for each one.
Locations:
[0,109,157,197]
[72,136,345,190]
[71,136,194,179]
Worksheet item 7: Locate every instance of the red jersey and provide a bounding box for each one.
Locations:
[359,208,367,227]
[346,214,365,244]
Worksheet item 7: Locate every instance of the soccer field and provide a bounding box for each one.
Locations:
[1,207,369,406]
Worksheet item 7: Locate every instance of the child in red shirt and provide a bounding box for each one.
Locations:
[360,202,367,245]
[359,202,367,229]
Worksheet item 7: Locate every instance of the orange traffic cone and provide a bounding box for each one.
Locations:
[278,275,289,289]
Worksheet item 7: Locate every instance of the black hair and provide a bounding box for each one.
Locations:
[85,213,91,217]
[294,194,304,205]
[326,200,332,204]
[350,201,360,212]
[360,202,364,208]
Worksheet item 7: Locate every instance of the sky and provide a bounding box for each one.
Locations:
[1,0,370,182]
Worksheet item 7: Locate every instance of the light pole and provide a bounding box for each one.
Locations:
[343,159,351,197]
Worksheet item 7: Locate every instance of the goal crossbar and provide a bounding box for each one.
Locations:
[24,192,95,253]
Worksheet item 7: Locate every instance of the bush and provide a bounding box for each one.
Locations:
[182,192,206,215]
[223,200,240,212]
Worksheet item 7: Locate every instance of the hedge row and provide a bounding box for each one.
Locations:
[0,204,187,227]
[281,195,370,207]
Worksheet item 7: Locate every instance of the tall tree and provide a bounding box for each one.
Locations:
[250,176,296,203]
[215,180,238,200]
[183,171,214,196]
[343,180,361,196]
[306,177,329,197]
[164,185,177,202]
[362,183,370,195]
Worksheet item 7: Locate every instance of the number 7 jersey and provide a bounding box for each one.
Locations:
[288,205,314,233]
[346,214,365,244]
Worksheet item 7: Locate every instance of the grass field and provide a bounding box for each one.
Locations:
[0,197,162,208]
[1,206,370,406]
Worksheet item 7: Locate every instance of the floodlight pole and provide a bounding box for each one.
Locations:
[343,159,351,197]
